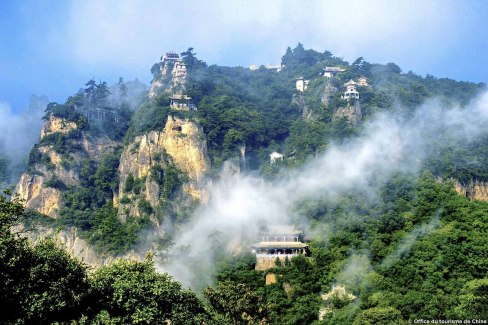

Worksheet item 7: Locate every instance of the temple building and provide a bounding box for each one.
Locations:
[170,94,195,111]
[296,77,310,92]
[322,66,346,78]
[252,225,309,271]
[172,61,187,78]
[357,77,369,86]
[269,151,284,163]
[249,64,284,72]
[342,80,360,101]
[265,64,284,72]
[161,52,182,63]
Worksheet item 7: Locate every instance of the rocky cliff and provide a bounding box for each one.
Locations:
[334,101,362,126]
[149,59,187,98]
[117,115,210,218]
[321,80,338,106]
[454,180,488,202]
[16,224,111,265]
[41,114,77,139]
[16,116,117,218]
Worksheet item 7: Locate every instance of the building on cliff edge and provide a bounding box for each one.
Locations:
[296,77,310,92]
[342,79,360,101]
[252,225,309,271]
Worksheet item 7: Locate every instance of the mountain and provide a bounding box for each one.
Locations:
[4,45,488,324]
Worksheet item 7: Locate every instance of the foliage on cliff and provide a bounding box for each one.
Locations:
[208,172,488,323]
[174,44,485,171]
[0,191,211,324]
[8,44,488,323]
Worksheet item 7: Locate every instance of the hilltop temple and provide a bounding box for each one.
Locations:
[322,66,346,78]
[252,225,309,271]
[342,80,360,101]
[161,51,181,63]
[170,94,195,111]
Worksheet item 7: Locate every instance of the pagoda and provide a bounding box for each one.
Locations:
[342,80,360,100]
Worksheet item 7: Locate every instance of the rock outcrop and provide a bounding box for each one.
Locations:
[16,117,117,218]
[454,180,488,202]
[149,58,187,98]
[321,81,338,106]
[117,115,210,217]
[292,95,314,120]
[16,174,62,217]
[161,116,208,183]
[41,114,77,139]
[17,224,111,265]
[334,102,362,126]
[14,224,149,267]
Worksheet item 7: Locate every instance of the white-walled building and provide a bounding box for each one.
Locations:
[357,77,369,86]
[270,151,284,163]
[342,80,360,100]
[296,77,310,92]
[322,66,346,78]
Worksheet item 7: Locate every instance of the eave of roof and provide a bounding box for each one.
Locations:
[252,242,308,249]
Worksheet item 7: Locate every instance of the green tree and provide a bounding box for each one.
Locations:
[118,77,128,99]
[352,307,403,325]
[204,281,267,324]
[85,79,97,108]
[454,278,488,318]
[89,258,209,324]
[180,47,207,70]
[94,81,111,108]
[0,190,90,324]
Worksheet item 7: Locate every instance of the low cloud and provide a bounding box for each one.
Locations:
[159,92,488,289]
[0,97,47,181]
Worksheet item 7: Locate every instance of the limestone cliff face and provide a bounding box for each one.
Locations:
[149,60,187,98]
[17,173,62,217]
[454,180,488,202]
[161,116,208,183]
[41,114,77,139]
[16,117,117,218]
[117,115,210,217]
[292,95,314,120]
[17,224,111,266]
[82,134,119,160]
[334,102,362,126]
[321,81,338,106]
[15,224,148,267]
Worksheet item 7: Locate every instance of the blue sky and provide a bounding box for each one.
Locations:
[1,0,488,114]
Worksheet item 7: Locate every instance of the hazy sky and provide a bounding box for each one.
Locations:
[1,0,487,113]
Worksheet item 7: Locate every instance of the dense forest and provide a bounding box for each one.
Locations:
[1,45,488,324]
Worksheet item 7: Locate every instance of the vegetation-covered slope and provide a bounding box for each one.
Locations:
[4,45,488,324]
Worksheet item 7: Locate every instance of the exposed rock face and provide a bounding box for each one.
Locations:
[16,174,62,217]
[41,114,77,139]
[319,285,357,320]
[162,116,208,182]
[454,180,488,202]
[117,115,210,216]
[292,94,314,120]
[16,117,118,218]
[334,102,362,126]
[15,224,149,267]
[149,60,187,98]
[16,224,111,266]
[321,81,338,106]
[82,134,119,160]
